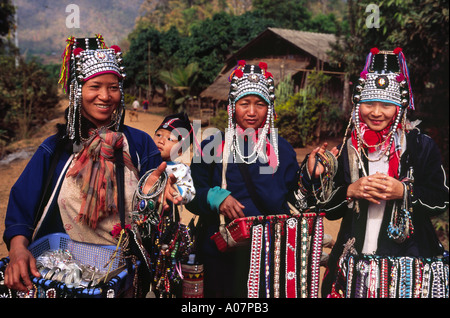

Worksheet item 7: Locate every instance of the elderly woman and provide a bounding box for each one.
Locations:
[186,61,300,297]
[301,48,449,298]
[3,35,177,293]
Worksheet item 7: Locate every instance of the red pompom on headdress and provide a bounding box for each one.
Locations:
[370,47,380,54]
[396,73,405,83]
[264,71,273,79]
[228,60,246,81]
[234,69,244,78]
[360,70,368,79]
[110,45,121,53]
[393,47,403,55]
[73,47,84,56]
[259,62,268,71]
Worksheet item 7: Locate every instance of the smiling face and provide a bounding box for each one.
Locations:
[234,95,268,130]
[81,73,121,128]
[359,101,398,131]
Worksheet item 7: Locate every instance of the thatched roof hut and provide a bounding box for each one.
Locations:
[199,27,348,111]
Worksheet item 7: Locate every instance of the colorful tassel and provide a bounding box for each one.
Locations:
[397,49,415,110]
[95,34,108,49]
[58,36,75,93]
[228,60,246,82]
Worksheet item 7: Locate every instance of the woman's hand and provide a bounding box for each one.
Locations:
[4,236,41,292]
[219,195,245,221]
[347,172,404,204]
[142,162,182,210]
[307,142,339,178]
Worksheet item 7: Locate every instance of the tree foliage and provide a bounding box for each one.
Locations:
[328,0,448,172]
[0,55,60,152]
[275,72,337,147]
[159,62,200,111]
[328,0,448,120]
[124,10,276,94]
[124,0,342,97]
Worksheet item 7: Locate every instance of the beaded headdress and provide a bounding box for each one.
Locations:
[343,48,414,176]
[226,61,278,167]
[58,34,127,143]
[352,47,414,109]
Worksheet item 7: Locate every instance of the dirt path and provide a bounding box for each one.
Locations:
[0,107,341,263]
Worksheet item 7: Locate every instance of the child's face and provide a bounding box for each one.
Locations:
[154,128,179,161]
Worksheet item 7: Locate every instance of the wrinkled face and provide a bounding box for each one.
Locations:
[81,73,121,128]
[154,128,179,161]
[359,101,398,131]
[234,95,268,130]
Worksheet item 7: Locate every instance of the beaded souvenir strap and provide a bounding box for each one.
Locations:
[331,254,449,298]
[248,224,264,298]
[285,218,298,298]
[243,213,325,298]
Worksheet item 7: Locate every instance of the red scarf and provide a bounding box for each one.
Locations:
[67,129,138,229]
[351,109,402,178]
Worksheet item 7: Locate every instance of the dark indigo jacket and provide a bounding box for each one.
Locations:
[185,132,299,297]
[320,128,449,296]
[3,125,162,248]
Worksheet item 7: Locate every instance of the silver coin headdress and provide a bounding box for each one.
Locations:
[346,48,415,158]
[58,34,126,143]
[226,60,278,167]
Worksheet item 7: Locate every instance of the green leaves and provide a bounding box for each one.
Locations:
[159,63,200,110]
[275,72,342,147]
[0,55,60,145]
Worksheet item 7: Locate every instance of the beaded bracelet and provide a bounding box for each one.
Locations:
[387,182,413,243]
[132,168,168,237]
[312,151,338,205]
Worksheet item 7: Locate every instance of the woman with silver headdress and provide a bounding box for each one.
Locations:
[186,61,300,297]
[299,48,449,298]
[2,35,179,292]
